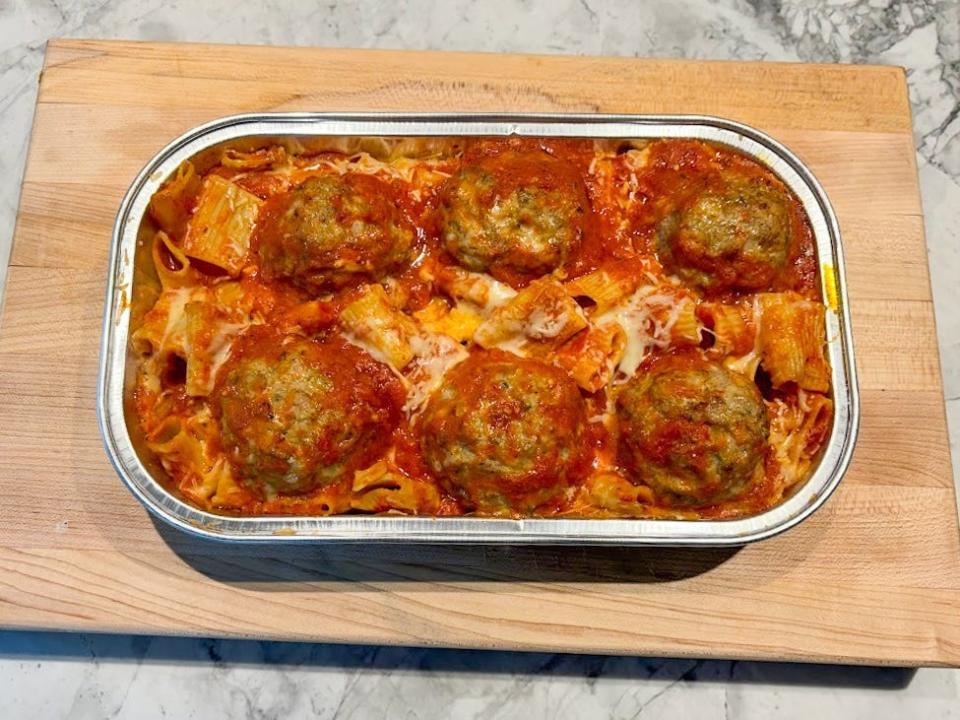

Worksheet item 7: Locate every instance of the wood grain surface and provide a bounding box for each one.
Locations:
[0,39,956,666]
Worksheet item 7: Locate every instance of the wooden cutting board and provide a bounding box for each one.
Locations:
[1,39,957,666]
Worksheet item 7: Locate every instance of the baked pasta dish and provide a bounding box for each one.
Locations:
[130,135,833,520]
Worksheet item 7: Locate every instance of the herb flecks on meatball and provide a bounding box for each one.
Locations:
[215,327,403,495]
[615,353,769,505]
[255,174,414,291]
[419,349,588,514]
[439,150,589,285]
[658,178,790,294]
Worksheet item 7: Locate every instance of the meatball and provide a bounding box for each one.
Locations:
[658,177,791,294]
[438,150,589,283]
[255,174,414,291]
[419,350,587,514]
[616,354,769,505]
[215,327,403,494]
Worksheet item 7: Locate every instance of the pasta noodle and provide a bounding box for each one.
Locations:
[436,266,517,311]
[474,277,587,349]
[153,231,193,289]
[564,266,642,313]
[555,323,627,392]
[351,460,442,514]
[182,175,263,275]
[758,292,831,391]
[414,300,484,343]
[340,284,419,369]
[595,284,701,378]
[670,299,701,346]
[148,162,201,238]
[699,301,756,358]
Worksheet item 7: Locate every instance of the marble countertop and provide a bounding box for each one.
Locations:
[1,0,958,717]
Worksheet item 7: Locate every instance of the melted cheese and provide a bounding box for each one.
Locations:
[197,320,251,395]
[342,330,411,386]
[443,269,516,313]
[403,333,469,415]
[768,398,804,489]
[158,287,195,351]
[526,303,587,341]
[490,334,529,357]
[597,286,691,379]
[482,278,518,312]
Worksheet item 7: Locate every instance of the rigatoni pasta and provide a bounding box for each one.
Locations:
[474,277,587,349]
[182,176,263,276]
[758,292,831,392]
[340,284,419,369]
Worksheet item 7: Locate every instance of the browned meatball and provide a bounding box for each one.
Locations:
[255,174,414,291]
[438,150,589,284]
[615,353,769,505]
[214,327,404,494]
[658,177,791,294]
[419,350,588,514]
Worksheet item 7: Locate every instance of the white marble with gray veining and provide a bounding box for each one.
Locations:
[1,1,959,717]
